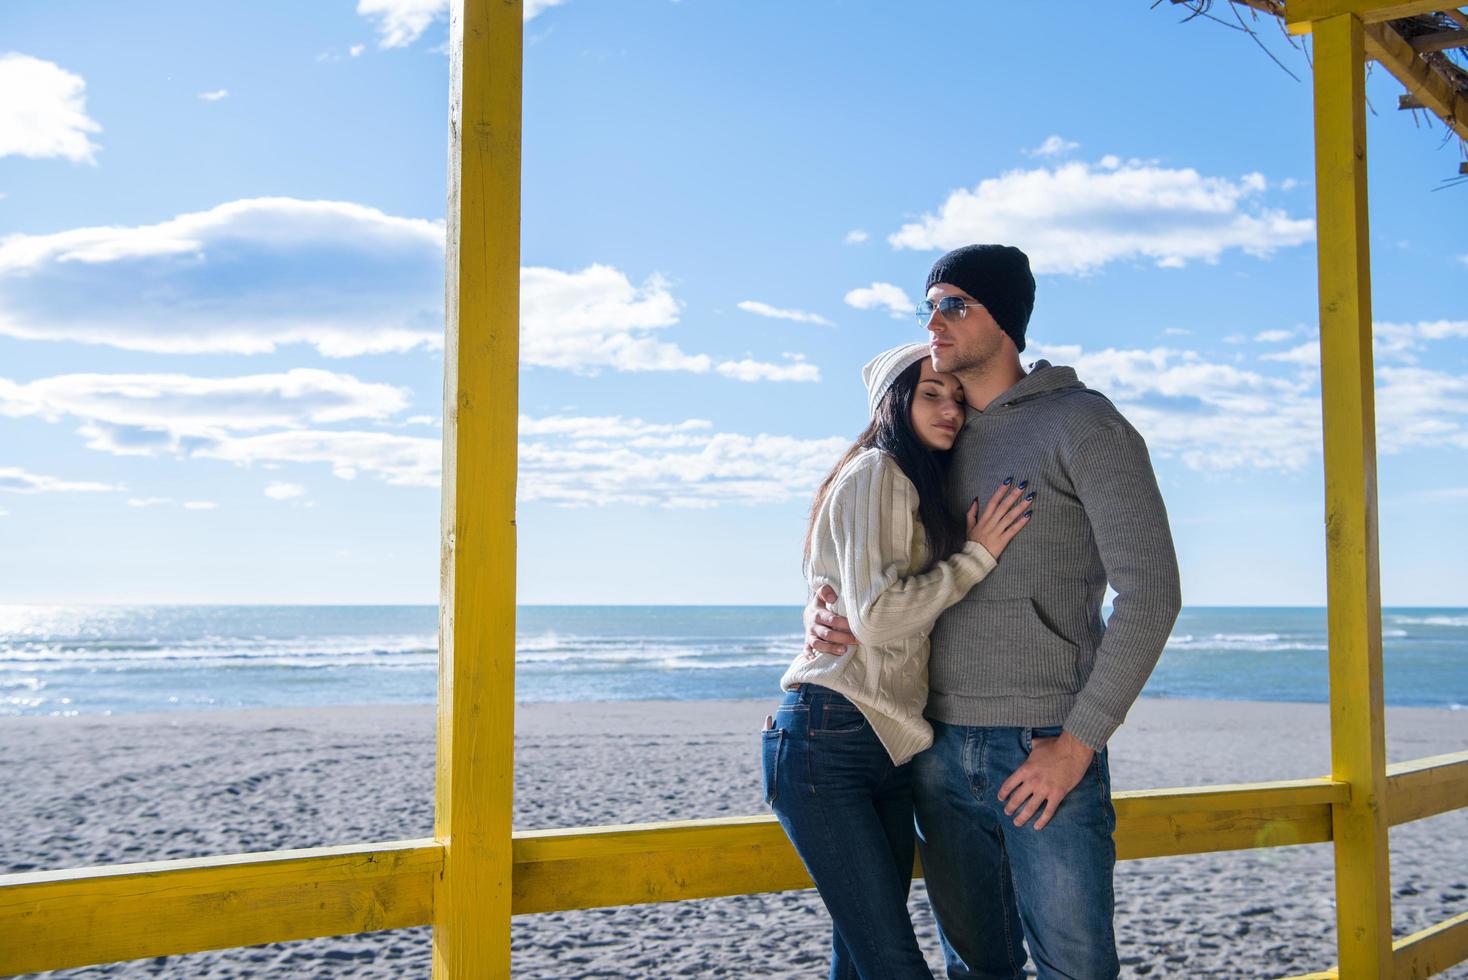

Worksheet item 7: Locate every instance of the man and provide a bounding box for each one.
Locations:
[804,244,1181,979]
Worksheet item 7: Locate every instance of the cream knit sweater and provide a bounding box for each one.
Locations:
[780,448,997,765]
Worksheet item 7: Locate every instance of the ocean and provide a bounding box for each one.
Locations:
[0,604,1464,716]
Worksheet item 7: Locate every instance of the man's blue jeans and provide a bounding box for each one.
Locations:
[911,720,1119,980]
[762,684,934,980]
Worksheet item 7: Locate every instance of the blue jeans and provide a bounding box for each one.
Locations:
[762,684,934,980]
[911,721,1118,980]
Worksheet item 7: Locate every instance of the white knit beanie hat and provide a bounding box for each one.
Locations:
[861,343,931,420]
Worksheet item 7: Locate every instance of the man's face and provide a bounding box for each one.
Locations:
[924,282,1010,376]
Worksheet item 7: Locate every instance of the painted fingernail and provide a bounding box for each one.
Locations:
[1017,480,1028,491]
[1023,510,1033,519]
[1024,492,1035,502]
[1003,476,1013,486]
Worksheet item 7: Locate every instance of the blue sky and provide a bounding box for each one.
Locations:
[1,0,1465,605]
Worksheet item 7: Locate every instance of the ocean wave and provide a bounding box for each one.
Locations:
[1390,615,1468,628]
[1166,632,1326,652]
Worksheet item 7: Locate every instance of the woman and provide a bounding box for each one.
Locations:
[761,342,1031,980]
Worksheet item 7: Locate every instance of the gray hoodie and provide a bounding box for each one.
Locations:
[928,361,1182,749]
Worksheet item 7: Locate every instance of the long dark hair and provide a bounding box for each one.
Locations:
[803,359,963,571]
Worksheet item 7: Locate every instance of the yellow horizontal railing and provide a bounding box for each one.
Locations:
[1278,908,1468,980]
[1393,909,1468,980]
[1387,750,1468,827]
[512,778,1347,914]
[0,753,1463,977]
[0,839,442,976]
[1273,751,1468,980]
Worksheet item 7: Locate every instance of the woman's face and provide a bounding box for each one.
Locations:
[909,358,965,451]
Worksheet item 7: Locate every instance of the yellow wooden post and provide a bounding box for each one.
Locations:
[435,0,522,976]
[1311,13,1392,978]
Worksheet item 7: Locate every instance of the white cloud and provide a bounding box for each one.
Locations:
[359,0,564,48]
[520,264,689,371]
[128,497,174,507]
[844,282,914,320]
[0,369,410,466]
[350,44,366,57]
[1026,322,1468,473]
[518,415,848,507]
[1260,341,1319,366]
[0,368,407,433]
[1029,135,1079,157]
[716,358,821,383]
[844,229,869,244]
[0,201,804,381]
[122,413,847,504]
[888,158,1314,274]
[1162,327,1192,337]
[200,429,438,486]
[0,467,117,494]
[0,53,102,163]
[1260,322,1468,368]
[736,300,833,326]
[198,89,229,102]
[264,482,306,500]
[1030,341,1322,471]
[1255,329,1295,342]
[183,501,218,510]
[522,264,814,381]
[0,197,446,356]
[525,0,569,20]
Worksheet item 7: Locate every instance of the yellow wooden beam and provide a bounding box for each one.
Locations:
[1277,908,1468,979]
[436,0,522,976]
[1286,1,1458,32]
[1363,20,1468,143]
[1393,909,1468,979]
[24,769,1468,974]
[0,840,441,976]
[510,780,1349,913]
[1113,778,1345,859]
[1386,750,1468,825]
[1312,13,1395,977]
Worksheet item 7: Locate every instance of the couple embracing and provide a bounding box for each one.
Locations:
[762,244,1182,980]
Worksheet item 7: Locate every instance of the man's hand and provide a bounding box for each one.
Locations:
[802,584,856,659]
[997,730,1095,830]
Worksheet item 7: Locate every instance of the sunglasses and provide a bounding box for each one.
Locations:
[916,297,985,326]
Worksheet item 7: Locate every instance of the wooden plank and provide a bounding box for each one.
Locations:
[1394,910,1468,979]
[1289,909,1468,979]
[0,777,1355,973]
[1113,780,1343,860]
[1386,750,1468,825]
[1312,14,1395,978]
[0,840,441,976]
[1364,20,1468,143]
[510,782,1347,913]
[436,0,522,977]
[1408,27,1468,51]
[1287,1,1457,32]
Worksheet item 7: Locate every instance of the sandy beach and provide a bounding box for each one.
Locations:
[6,698,1466,979]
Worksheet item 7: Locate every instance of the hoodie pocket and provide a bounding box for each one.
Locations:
[934,597,1081,698]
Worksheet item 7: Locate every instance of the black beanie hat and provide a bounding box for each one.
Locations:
[924,244,1036,353]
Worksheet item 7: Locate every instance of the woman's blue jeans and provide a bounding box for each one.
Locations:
[762,684,934,980]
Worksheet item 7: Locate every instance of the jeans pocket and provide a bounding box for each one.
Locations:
[1021,724,1064,753]
[813,701,867,735]
[761,728,784,805]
